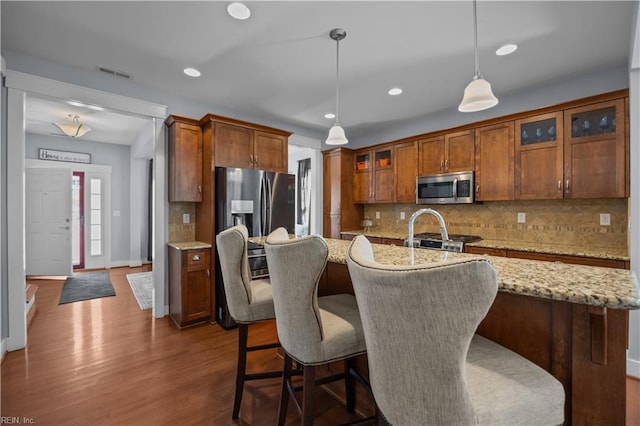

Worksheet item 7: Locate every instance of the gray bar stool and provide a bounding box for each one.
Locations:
[216,224,282,420]
[346,235,565,426]
[265,228,370,426]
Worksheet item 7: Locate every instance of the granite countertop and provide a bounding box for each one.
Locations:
[168,241,212,250]
[325,238,640,310]
[341,230,629,261]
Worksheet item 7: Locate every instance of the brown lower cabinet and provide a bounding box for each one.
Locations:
[465,245,628,269]
[168,246,212,328]
[318,260,630,425]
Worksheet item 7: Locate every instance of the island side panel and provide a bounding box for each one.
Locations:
[572,305,628,425]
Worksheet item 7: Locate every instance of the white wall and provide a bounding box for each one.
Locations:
[288,134,323,236]
[130,121,154,266]
[627,1,640,379]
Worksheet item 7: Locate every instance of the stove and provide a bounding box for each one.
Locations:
[404,233,482,253]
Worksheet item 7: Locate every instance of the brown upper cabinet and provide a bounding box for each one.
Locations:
[514,111,564,200]
[563,98,626,198]
[354,147,394,203]
[475,122,515,201]
[418,130,474,175]
[354,142,417,204]
[323,148,363,238]
[211,122,288,173]
[394,141,418,202]
[166,116,203,202]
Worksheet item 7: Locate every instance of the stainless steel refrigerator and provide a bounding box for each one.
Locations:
[214,167,295,328]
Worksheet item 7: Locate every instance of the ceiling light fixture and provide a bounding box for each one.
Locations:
[53,114,91,138]
[183,67,201,77]
[496,43,518,56]
[388,88,403,96]
[227,2,251,20]
[87,104,105,111]
[67,101,86,107]
[326,28,348,145]
[458,0,498,113]
[324,113,336,119]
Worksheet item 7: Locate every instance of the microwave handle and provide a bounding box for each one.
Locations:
[452,178,458,199]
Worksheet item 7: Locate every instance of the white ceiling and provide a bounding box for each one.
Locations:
[1,1,635,145]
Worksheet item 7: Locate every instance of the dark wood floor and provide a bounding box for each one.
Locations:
[2,266,364,425]
[2,265,639,425]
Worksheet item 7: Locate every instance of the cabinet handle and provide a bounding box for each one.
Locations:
[207,269,210,278]
[249,155,254,165]
[440,160,444,171]
[192,254,201,261]
[565,179,570,193]
[557,180,561,192]
[198,185,202,194]
[445,159,449,170]
[476,185,480,196]
[254,155,258,166]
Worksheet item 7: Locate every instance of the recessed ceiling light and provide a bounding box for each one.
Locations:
[87,105,105,111]
[67,101,86,107]
[324,113,336,119]
[496,44,518,56]
[388,88,403,96]
[227,2,251,20]
[183,67,201,77]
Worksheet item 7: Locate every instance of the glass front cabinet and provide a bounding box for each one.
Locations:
[563,99,626,198]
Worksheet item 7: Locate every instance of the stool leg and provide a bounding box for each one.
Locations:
[277,353,293,426]
[302,365,316,426]
[345,357,356,413]
[232,323,249,420]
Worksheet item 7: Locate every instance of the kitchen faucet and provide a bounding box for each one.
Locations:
[407,208,449,248]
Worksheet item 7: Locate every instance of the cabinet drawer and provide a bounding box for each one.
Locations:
[186,250,208,270]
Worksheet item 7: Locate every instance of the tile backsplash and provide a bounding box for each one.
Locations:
[168,202,196,242]
[363,199,628,251]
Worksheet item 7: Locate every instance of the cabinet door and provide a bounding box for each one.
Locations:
[373,148,394,202]
[563,99,626,198]
[168,122,202,202]
[254,130,287,172]
[353,150,372,203]
[182,250,211,322]
[475,122,515,201]
[394,141,417,202]
[418,136,445,175]
[445,130,475,172]
[214,123,253,169]
[514,112,564,200]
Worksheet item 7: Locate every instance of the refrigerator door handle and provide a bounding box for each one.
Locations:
[266,174,273,234]
[259,173,267,237]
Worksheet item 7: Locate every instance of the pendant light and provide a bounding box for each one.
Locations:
[326,28,348,145]
[458,0,498,112]
[53,114,91,138]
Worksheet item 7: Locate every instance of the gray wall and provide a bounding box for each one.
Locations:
[25,134,131,264]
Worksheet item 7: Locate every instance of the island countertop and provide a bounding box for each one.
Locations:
[325,238,639,310]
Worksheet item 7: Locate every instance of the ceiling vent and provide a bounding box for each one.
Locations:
[97,65,132,80]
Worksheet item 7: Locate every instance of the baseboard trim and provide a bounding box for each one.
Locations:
[628,356,640,378]
[109,260,131,268]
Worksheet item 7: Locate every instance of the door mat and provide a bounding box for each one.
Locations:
[59,271,116,304]
[126,271,153,310]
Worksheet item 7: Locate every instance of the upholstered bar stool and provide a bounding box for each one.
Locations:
[265,228,369,426]
[215,224,282,420]
[346,235,565,426]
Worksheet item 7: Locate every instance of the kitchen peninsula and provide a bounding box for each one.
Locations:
[319,238,639,425]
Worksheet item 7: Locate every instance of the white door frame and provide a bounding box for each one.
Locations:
[5,71,168,351]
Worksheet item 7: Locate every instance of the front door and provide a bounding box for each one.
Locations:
[25,168,72,276]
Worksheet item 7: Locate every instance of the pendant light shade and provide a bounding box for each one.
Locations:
[459,0,498,113]
[326,28,348,145]
[53,114,91,138]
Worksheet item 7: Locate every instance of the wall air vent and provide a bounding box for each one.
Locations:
[96,65,132,80]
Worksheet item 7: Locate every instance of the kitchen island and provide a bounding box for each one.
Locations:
[319,238,639,425]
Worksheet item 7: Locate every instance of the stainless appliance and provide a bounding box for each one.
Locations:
[215,167,295,328]
[404,233,482,253]
[416,171,474,204]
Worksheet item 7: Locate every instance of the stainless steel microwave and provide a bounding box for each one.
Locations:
[416,171,474,204]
